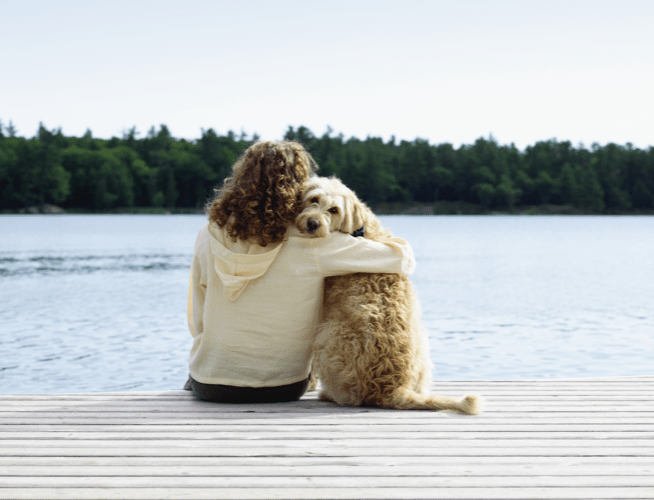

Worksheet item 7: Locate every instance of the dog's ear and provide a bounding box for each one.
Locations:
[340,196,365,235]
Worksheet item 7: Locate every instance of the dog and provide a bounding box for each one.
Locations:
[296,176,482,414]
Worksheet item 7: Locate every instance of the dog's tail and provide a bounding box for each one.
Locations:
[386,387,483,414]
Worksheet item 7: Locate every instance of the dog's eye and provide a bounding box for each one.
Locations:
[310,197,319,204]
[328,207,339,214]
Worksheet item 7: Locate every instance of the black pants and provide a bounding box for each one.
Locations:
[185,375,309,404]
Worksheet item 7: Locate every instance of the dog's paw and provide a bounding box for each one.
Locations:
[307,378,319,392]
[318,390,337,403]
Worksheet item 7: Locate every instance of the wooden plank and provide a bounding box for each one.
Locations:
[3,395,654,405]
[0,397,650,409]
[0,378,649,395]
[1,408,652,418]
[1,464,653,477]
[2,393,653,403]
[2,391,652,401]
[3,386,652,399]
[1,438,653,449]
[0,377,647,393]
[435,378,654,383]
[1,475,654,488]
[3,393,651,404]
[1,416,653,425]
[1,423,652,432]
[2,446,652,457]
[4,402,654,411]
[9,405,654,412]
[7,392,654,400]
[1,385,653,399]
[1,402,652,416]
[3,430,654,439]
[3,388,653,399]
[0,486,653,499]
[3,455,653,467]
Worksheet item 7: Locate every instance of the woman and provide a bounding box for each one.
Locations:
[186,140,415,403]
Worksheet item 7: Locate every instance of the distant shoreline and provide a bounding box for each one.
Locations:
[4,203,654,216]
[372,201,654,216]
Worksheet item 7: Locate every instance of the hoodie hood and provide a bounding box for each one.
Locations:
[207,226,284,301]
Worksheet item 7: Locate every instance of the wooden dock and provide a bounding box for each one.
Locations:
[1,377,653,499]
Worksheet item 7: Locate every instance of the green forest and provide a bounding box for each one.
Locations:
[1,121,653,214]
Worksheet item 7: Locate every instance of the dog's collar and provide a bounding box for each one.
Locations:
[352,225,365,238]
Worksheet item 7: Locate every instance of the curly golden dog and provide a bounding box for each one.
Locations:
[296,176,482,414]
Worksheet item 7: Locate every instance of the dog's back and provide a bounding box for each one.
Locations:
[315,271,481,414]
[315,272,430,406]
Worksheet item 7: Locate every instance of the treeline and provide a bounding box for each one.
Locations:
[1,121,654,213]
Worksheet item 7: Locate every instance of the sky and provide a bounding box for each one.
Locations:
[2,0,653,151]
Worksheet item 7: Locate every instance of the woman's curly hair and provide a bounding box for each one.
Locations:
[206,140,319,247]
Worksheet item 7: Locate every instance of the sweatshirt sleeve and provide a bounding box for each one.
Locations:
[187,231,208,338]
[313,232,416,278]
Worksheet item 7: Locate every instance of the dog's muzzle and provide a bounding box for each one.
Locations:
[306,217,320,233]
[352,225,365,237]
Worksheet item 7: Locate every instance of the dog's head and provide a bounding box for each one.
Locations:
[295,176,365,238]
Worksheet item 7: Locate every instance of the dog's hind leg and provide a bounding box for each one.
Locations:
[385,387,483,414]
[307,372,320,392]
[317,373,364,407]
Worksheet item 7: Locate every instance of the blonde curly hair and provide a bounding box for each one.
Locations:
[206,140,319,247]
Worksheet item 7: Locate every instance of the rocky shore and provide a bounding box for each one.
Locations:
[4,204,67,214]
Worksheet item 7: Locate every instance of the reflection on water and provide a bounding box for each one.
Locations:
[0,214,653,394]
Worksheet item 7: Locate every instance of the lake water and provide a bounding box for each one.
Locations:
[0,214,652,394]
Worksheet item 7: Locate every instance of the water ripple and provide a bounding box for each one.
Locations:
[0,252,192,277]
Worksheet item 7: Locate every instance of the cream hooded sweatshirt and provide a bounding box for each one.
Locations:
[187,222,416,388]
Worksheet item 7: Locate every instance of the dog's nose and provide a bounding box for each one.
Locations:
[307,218,320,232]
